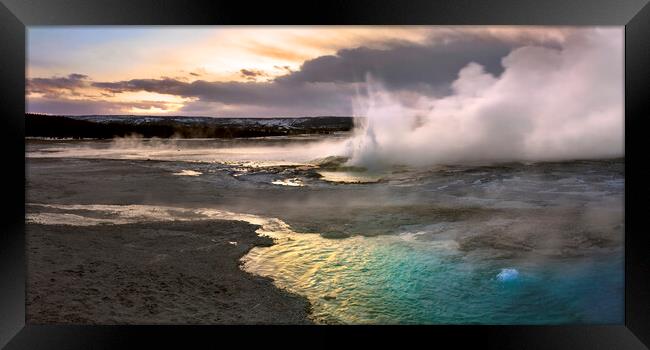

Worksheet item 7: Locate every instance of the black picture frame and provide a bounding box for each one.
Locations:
[1,0,649,348]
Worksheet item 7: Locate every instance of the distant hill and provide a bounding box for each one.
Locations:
[25,114,356,139]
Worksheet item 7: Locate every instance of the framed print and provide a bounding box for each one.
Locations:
[1,0,649,348]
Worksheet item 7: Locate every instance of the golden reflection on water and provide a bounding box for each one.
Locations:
[240,226,418,324]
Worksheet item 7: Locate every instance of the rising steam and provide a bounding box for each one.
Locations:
[344,28,623,168]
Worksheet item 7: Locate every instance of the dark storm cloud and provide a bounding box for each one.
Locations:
[275,38,513,90]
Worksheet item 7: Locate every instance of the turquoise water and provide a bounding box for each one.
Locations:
[351,242,622,324]
[244,231,623,325]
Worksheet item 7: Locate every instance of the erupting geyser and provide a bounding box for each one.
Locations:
[345,28,623,168]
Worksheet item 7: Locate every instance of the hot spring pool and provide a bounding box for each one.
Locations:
[242,227,623,325]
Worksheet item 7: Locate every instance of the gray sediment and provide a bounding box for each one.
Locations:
[26,219,312,324]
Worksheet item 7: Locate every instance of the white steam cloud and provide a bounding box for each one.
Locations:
[345,28,623,168]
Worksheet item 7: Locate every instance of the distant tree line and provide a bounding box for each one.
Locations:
[25,114,355,139]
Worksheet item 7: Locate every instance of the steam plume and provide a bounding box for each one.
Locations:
[345,28,623,168]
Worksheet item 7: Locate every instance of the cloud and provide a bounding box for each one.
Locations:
[275,38,513,93]
[27,73,90,96]
[27,75,357,116]
[89,77,359,114]
[239,68,268,81]
[92,78,182,94]
[27,97,175,115]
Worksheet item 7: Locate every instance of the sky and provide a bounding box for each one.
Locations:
[26,26,622,118]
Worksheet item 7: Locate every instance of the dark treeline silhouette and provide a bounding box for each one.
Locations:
[25,114,355,139]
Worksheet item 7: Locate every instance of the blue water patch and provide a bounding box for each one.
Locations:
[496,268,519,282]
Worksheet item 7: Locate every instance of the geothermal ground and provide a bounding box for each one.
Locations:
[26,136,624,324]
